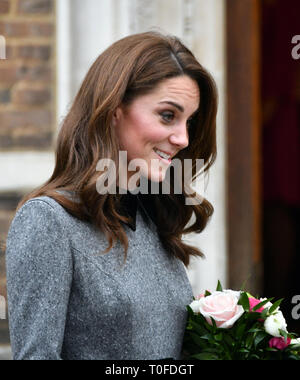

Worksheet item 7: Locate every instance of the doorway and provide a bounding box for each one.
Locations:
[261,0,300,333]
[226,0,300,336]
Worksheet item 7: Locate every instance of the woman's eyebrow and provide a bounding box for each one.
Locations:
[158,101,184,113]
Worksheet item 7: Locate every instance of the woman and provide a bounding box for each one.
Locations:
[5,32,218,360]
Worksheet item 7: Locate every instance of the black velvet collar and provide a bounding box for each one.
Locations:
[118,192,138,231]
[118,191,157,231]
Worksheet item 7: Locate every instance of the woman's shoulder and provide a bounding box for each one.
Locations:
[7,195,75,244]
[22,194,64,208]
[16,195,71,222]
[7,194,103,254]
[5,196,73,265]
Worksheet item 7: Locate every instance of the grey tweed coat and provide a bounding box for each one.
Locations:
[5,194,193,360]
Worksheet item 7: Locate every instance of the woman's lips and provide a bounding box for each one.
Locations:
[153,149,172,164]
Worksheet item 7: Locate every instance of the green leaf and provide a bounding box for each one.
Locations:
[190,332,210,348]
[248,327,263,333]
[186,305,195,317]
[238,291,250,312]
[223,332,235,347]
[191,352,219,360]
[194,312,208,324]
[210,317,218,332]
[245,333,254,349]
[289,343,300,350]
[198,333,212,340]
[286,354,300,361]
[265,347,278,352]
[260,307,269,319]
[205,290,212,297]
[189,320,207,335]
[249,353,261,360]
[216,280,223,292]
[279,329,288,340]
[238,348,250,353]
[215,333,223,342]
[236,323,247,339]
[269,298,284,314]
[252,298,273,312]
[245,311,262,321]
[254,331,267,348]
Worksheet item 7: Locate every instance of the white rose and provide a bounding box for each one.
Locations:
[264,311,288,337]
[189,299,202,314]
[291,338,300,345]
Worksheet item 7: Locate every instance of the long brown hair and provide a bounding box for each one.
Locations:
[16,31,218,267]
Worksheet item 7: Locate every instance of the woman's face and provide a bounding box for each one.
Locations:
[114,75,200,186]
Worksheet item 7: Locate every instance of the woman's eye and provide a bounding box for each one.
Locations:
[160,111,175,123]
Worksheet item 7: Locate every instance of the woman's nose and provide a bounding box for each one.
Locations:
[168,124,189,149]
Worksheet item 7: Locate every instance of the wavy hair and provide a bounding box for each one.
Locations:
[16,32,218,267]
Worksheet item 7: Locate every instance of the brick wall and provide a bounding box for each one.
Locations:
[0,0,56,149]
[0,0,56,344]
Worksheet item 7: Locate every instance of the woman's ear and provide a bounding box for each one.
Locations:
[112,107,123,127]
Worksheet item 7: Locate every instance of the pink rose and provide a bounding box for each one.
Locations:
[249,297,265,313]
[195,293,205,300]
[198,290,244,328]
[269,337,291,350]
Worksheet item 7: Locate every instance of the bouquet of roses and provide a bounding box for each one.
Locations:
[182,281,300,360]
